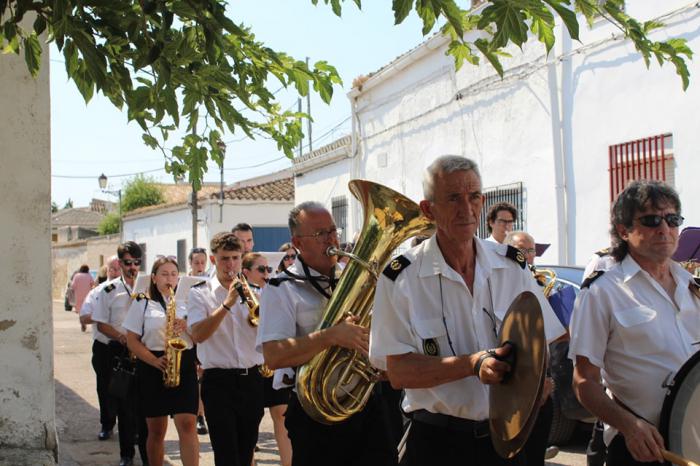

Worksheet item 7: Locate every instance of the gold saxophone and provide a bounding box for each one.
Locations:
[295,179,434,424]
[233,274,274,378]
[163,286,187,388]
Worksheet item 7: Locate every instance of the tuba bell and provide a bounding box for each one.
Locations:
[295,179,434,424]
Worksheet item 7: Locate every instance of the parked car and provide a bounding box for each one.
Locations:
[539,265,595,445]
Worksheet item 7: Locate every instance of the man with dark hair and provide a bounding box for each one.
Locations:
[257,201,397,466]
[188,247,208,277]
[570,180,700,466]
[232,222,255,253]
[92,242,147,466]
[485,202,517,244]
[188,232,264,466]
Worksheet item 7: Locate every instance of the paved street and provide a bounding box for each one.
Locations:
[54,301,586,465]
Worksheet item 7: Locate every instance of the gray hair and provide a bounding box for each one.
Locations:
[288,201,327,235]
[423,155,482,201]
[504,230,534,246]
[609,180,681,262]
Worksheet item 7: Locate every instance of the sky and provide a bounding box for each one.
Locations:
[50,1,437,208]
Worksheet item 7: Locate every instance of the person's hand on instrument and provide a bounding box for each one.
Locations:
[621,417,665,463]
[474,344,512,384]
[327,314,369,356]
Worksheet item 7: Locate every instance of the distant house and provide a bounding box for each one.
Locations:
[51,206,105,243]
[123,170,294,272]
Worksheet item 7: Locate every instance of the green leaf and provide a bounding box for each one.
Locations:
[142,133,159,148]
[393,0,414,25]
[23,33,42,78]
[544,0,579,41]
[447,40,478,71]
[474,38,504,77]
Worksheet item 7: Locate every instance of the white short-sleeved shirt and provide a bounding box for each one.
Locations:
[91,277,135,340]
[80,282,110,344]
[370,235,565,421]
[569,254,700,440]
[123,296,194,351]
[187,274,263,369]
[583,250,616,278]
[485,234,499,244]
[257,259,338,390]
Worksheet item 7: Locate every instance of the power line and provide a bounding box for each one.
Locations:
[52,167,164,179]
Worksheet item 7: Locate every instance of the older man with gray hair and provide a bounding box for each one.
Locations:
[370,155,565,466]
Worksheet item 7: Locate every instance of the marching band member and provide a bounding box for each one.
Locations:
[123,256,199,466]
[258,202,397,466]
[570,180,700,466]
[189,247,209,278]
[369,156,564,466]
[485,202,517,244]
[232,222,255,253]
[92,242,148,466]
[242,252,293,466]
[188,232,264,466]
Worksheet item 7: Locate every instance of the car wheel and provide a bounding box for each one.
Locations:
[548,388,578,445]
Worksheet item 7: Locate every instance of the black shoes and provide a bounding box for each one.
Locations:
[118,457,133,466]
[196,415,208,435]
[98,428,112,441]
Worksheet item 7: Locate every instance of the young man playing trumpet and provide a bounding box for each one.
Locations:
[188,232,264,466]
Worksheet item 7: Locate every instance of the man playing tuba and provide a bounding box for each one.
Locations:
[257,201,398,466]
[369,156,565,466]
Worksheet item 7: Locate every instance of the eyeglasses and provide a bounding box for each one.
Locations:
[283,254,297,261]
[190,247,206,254]
[255,266,273,274]
[519,247,536,255]
[636,214,684,228]
[495,218,515,225]
[121,259,142,266]
[155,255,177,261]
[296,227,342,242]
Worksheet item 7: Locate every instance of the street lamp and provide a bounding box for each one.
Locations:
[98,173,122,240]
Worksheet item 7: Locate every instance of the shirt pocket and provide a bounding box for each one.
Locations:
[413,318,450,357]
[612,305,664,354]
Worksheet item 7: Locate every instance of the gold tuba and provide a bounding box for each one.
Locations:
[295,179,434,424]
[163,286,187,388]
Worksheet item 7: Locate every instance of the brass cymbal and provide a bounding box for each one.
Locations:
[489,291,546,459]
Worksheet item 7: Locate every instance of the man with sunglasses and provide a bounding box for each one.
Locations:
[92,241,148,466]
[257,201,398,466]
[570,180,700,466]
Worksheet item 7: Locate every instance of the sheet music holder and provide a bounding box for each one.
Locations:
[175,275,208,316]
[132,274,151,295]
[672,227,700,262]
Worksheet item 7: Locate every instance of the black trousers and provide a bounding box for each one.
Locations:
[91,340,116,430]
[606,434,666,466]
[106,342,148,463]
[522,397,553,466]
[377,381,406,449]
[285,391,398,466]
[587,420,606,466]
[405,416,525,466]
[201,368,264,466]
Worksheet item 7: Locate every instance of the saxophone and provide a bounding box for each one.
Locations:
[163,286,187,388]
[233,274,274,378]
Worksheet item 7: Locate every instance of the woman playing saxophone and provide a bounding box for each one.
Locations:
[124,256,199,466]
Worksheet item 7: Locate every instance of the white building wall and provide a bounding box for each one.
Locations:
[0,19,57,464]
[351,0,700,266]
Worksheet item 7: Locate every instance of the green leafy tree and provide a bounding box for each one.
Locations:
[62,198,73,209]
[0,0,692,187]
[97,211,120,236]
[51,201,58,213]
[121,175,164,213]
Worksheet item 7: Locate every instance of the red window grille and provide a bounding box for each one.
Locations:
[608,133,673,202]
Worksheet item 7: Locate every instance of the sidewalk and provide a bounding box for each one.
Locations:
[53,301,281,466]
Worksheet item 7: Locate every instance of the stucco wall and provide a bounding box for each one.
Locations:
[86,233,121,268]
[0,20,57,463]
[51,241,88,300]
[351,0,700,266]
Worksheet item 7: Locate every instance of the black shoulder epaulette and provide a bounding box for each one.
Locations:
[134,292,147,301]
[192,280,207,288]
[595,248,611,257]
[690,278,700,300]
[505,245,527,270]
[268,277,293,287]
[104,283,116,293]
[581,270,605,289]
[382,255,411,281]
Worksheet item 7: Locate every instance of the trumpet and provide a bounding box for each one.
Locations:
[232,273,260,327]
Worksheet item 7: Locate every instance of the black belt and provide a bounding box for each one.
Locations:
[411,410,490,438]
[204,366,258,376]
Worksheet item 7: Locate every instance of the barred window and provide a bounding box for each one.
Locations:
[331,196,348,243]
[478,182,524,239]
[608,133,674,202]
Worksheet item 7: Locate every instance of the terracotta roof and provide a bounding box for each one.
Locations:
[51,208,104,228]
[212,177,293,202]
[293,135,351,166]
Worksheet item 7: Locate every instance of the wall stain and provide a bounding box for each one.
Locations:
[0,320,16,331]
[21,331,38,351]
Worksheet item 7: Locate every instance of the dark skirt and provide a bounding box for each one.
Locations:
[263,375,291,408]
[137,348,198,418]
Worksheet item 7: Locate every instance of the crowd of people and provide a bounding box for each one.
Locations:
[74,155,698,466]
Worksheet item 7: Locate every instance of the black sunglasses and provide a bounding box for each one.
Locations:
[283,254,297,261]
[255,265,273,274]
[636,214,684,228]
[121,259,142,266]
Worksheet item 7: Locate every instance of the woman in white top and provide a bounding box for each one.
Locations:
[243,252,292,466]
[124,257,199,466]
